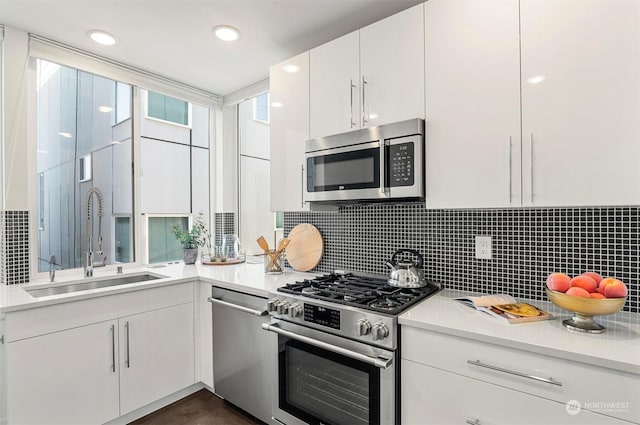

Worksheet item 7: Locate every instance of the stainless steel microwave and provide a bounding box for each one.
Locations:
[304,118,425,203]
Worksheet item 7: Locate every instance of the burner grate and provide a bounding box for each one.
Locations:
[277,272,441,315]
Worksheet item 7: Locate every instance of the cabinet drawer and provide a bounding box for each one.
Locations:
[402,327,640,423]
[402,359,629,425]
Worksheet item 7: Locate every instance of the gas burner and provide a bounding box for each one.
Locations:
[277,272,441,315]
[369,298,402,310]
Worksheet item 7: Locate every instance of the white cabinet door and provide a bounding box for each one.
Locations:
[360,3,425,129]
[270,51,310,212]
[402,359,626,425]
[309,31,360,139]
[520,0,640,206]
[424,0,521,208]
[6,320,120,425]
[119,303,195,415]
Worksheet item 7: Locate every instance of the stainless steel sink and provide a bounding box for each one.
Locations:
[25,273,166,298]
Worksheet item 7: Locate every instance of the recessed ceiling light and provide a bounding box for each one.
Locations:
[98,105,113,113]
[213,25,240,42]
[88,30,116,46]
[271,102,284,108]
[282,64,300,73]
[58,132,73,138]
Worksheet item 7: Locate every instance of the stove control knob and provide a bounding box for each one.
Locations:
[276,301,290,315]
[356,319,372,336]
[267,299,280,312]
[288,303,303,318]
[372,323,389,341]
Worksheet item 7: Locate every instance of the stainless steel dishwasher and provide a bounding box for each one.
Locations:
[208,286,272,423]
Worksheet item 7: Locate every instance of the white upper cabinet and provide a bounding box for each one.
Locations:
[310,32,360,138]
[425,0,640,208]
[520,0,640,206]
[270,51,310,212]
[424,0,521,208]
[309,3,425,139]
[359,3,425,129]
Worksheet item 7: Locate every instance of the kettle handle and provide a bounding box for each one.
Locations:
[390,249,423,269]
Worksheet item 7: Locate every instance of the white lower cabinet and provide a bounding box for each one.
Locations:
[402,360,626,425]
[5,284,195,425]
[7,320,120,425]
[119,303,195,415]
[401,327,639,425]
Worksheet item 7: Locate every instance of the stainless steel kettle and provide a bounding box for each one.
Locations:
[385,249,426,288]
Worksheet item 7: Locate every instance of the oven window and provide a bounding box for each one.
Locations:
[307,147,380,192]
[279,339,380,425]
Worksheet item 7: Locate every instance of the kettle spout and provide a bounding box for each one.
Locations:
[385,260,395,269]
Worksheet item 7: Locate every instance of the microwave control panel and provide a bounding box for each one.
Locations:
[387,141,414,187]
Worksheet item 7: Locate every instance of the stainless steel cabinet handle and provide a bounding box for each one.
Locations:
[361,75,368,127]
[529,132,534,203]
[508,136,512,204]
[208,297,269,316]
[466,420,481,425]
[467,359,562,386]
[262,323,393,370]
[125,321,130,368]
[110,324,116,373]
[349,79,356,128]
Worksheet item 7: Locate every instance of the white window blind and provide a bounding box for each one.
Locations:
[28,34,222,109]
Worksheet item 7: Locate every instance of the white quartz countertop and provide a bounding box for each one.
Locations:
[399,289,640,374]
[0,259,317,314]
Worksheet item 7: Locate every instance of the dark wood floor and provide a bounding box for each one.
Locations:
[129,389,262,425]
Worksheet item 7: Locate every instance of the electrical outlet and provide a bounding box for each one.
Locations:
[475,236,492,260]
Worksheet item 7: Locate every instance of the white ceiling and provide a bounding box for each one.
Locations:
[0,0,423,96]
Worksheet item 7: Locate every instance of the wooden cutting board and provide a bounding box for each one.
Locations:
[286,223,323,272]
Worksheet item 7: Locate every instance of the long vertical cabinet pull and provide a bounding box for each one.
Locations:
[349,79,357,128]
[125,321,130,368]
[529,133,534,203]
[361,75,368,127]
[508,136,513,204]
[110,324,116,373]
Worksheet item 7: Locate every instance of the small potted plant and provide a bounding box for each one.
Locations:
[171,215,208,264]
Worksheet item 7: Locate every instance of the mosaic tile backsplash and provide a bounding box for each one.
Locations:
[284,203,639,313]
[1,210,30,285]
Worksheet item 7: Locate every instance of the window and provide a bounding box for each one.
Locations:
[253,92,269,124]
[239,93,280,254]
[147,91,190,126]
[114,216,132,263]
[148,216,189,263]
[36,59,134,272]
[115,81,131,124]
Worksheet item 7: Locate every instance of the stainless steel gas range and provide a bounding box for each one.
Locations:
[262,271,441,425]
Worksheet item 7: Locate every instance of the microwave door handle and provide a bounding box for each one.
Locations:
[380,140,388,196]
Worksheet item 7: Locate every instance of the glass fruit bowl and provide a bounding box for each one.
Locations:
[546,288,626,333]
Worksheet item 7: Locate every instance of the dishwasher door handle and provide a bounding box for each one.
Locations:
[262,322,393,370]
[208,297,269,316]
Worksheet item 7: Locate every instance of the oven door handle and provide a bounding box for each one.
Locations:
[261,323,393,370]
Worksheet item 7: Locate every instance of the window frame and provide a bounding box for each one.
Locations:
[144,213,193,265]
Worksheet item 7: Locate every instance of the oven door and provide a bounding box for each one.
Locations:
[263,319,396,425]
